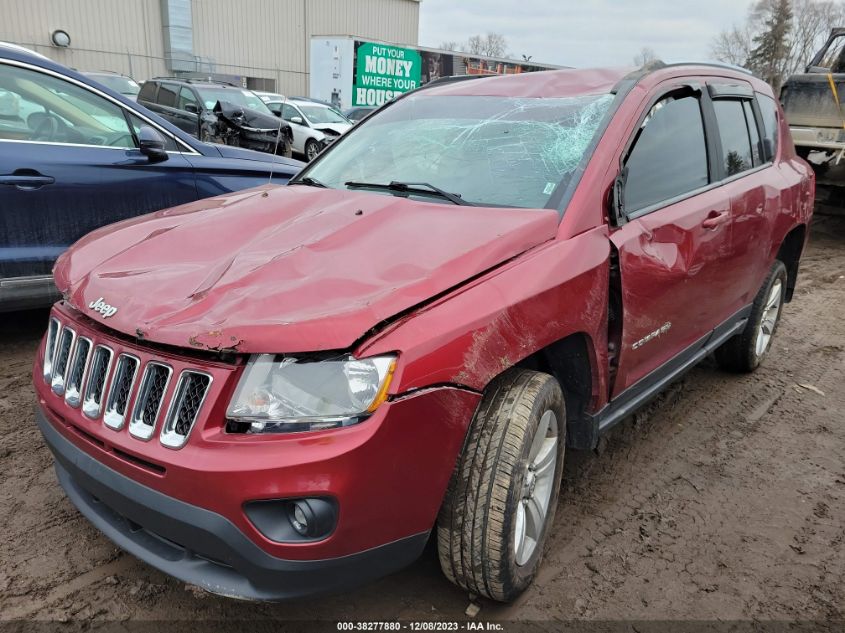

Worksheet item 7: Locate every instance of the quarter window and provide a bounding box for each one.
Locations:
[624,94,709,213]
[757,93,779,162]
[743,101,762,166]
[126,112,179,151]
[713,100,754,176]
[0,62,134,148]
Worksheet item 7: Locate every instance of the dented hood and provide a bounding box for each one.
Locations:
[54,186,558,353]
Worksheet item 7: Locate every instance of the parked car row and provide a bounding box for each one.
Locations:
[0,43,303,311]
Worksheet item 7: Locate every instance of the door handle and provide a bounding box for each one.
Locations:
[702,210,729,229]
[0,174,56,190]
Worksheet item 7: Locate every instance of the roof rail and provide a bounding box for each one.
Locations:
[149,76,240,87]
[611,59,754,95]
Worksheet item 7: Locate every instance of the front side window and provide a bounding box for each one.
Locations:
[713,99,754,176]
[302,93,614,209]
[178,87,198,112]
[281,103,301,122]
[0,62,134,148]
[624,94,709,212]
[757,93,779,161]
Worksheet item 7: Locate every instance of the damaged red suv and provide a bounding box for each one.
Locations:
[34,63,813,602]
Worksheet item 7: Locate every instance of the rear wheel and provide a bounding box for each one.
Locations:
[715,260,787,372]
[437,369,565,602]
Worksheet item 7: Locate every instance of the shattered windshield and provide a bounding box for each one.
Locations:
[302,93,613,208]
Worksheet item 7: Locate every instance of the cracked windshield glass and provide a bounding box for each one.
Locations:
[304,92,614,208]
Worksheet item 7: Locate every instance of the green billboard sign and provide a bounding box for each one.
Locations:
[353,42,421,107]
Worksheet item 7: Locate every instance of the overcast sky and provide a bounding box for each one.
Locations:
[419,0,756,68]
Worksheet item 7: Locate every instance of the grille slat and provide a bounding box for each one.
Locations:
[129,363,172,440]
[42,317,61,383]
[64,337,92,408]
[82,345,114,420]
[50,327,76,396]
[160,371,212,449]
[103,355,140,430]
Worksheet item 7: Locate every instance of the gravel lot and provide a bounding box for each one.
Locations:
[1,214,843,629]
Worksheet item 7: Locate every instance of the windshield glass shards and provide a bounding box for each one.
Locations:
[303,93,613,208]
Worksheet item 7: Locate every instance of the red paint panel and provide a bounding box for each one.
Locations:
[54,186,559,353]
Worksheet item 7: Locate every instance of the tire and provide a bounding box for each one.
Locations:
[305,139,320,161]
[715,260,787,373]
[437,369,566,602]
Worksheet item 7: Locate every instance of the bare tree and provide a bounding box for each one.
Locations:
[711,24,757,66]
[439,41,461,52]
[633,46,659,66]
[464,33,509,58]
[711,0,845,87]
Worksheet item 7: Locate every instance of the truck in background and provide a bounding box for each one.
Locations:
[309,36,562,112]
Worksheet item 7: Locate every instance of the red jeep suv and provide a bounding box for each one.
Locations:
[33,63,814,602]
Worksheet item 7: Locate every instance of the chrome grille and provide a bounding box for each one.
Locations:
[64,337,92,408]
[42,317,61,383]
[50,327,76,396]
[129,363,172,440]
[103,355,140,430]
[160,371,212,449]
[82,345,114,419]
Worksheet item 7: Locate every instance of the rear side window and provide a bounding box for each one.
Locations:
[137,81,156,102]
[713,100,753,176]
[157,83,178,108]
[757,93,779,161]
[624,94,709,213]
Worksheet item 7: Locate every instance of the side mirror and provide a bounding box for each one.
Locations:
[290,115,303,125]
[138,126,168,163]
[184,102,199,114]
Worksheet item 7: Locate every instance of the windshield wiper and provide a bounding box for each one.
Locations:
[294,176,328,188]
[344,180,473,206]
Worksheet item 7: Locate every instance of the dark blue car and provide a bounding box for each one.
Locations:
[0,43,303,311]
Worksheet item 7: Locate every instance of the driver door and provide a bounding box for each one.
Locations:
[0,60,196,280]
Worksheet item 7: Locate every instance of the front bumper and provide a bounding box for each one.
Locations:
[37,407,428,600]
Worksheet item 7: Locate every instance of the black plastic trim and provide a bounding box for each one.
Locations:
[583,305,753,448]
[36,409,429,601]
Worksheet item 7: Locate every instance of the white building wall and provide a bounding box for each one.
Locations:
[0,0,420,94]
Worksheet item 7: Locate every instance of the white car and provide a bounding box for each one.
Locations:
[258,96,352,161]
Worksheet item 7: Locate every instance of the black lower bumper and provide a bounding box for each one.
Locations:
[36,409,429,601]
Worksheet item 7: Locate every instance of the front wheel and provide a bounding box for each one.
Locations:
[715,260,787,372]
[437,369,565,602]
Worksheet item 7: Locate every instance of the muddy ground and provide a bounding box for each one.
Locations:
[0,215,843,630]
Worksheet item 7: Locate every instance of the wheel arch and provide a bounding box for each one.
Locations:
[776,223,807,302]
[513,332,598,450]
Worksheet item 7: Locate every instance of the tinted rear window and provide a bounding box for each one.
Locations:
[713,100,754,176]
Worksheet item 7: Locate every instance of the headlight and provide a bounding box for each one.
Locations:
[226,353,396,434]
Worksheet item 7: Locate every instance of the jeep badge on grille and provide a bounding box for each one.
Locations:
[89,297,118,318]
